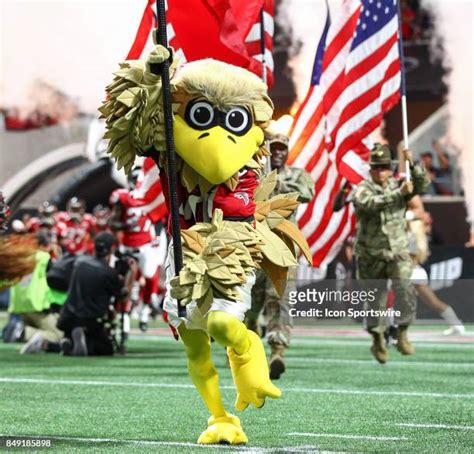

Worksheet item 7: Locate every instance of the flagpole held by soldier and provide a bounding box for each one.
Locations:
[245,130,314,379]
[353,143,428,364]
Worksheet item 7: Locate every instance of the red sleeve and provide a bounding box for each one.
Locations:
[212,169,259,221]
[109,189,128,207]
[84,213,96,231]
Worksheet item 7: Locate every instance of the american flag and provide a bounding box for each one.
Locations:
[288,0,402,268]
[127,0,275,85]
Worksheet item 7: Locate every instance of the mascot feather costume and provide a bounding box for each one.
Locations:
[100,45,311,445]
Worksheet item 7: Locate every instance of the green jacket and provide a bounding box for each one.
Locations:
[47,288,68,306]
[9,250,51,314]
[353,163,428,259]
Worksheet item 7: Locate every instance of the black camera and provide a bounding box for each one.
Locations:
[114,250,137,277]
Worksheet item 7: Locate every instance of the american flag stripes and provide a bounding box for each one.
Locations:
[288,0,402,268]
[244,0,275,84]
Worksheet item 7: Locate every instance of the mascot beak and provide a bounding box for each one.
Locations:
[173,114,263,185]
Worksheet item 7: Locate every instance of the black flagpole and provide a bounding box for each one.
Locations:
[152,0,185,317]
[259,6,267,85]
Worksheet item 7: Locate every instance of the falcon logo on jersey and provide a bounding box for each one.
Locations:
[234,192,250,206]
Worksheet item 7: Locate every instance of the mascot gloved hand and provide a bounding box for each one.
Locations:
[100,45,311,445]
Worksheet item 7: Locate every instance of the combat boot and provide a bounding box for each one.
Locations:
[269,344,286,380]
[370,331,389,364]
[397,325,415,355]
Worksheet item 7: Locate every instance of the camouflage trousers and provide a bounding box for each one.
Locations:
[245,268,296,348]
[356,253,417,332]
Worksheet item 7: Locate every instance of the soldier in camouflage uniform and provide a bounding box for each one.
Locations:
[353,143,428,364]
[245,132,314,379]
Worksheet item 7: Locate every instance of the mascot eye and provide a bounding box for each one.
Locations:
[187,101,215,128]
[225,107,251,135]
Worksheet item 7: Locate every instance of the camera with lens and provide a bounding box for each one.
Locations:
[114,249,137,277]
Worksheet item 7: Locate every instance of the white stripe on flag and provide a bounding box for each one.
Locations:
[292,119,325,170]
[325,0,360,45]
[289,91,318,149]
[327,40,399,140]
[300,164,338,235]
[308,190,345,252]
[341,151,370,180]
[245,11,274,42]
[345,16,399,72]
[252,50,275,71]
[333,72,400,151]
[167,23,175,41]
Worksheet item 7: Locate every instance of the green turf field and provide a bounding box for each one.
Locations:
[0,327,473,453]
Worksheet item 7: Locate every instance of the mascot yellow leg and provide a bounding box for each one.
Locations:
[178,323,248,445]
[207,311,282,411]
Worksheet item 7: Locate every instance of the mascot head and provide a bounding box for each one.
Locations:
[171,59,273,184]
[100,46,273,186]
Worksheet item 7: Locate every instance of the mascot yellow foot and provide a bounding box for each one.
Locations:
[198,413,248,445]
[228,330,282,411]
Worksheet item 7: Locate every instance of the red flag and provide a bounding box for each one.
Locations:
[127,0,275,86]
[124,1,276,223]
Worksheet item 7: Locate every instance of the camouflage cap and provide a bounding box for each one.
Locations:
[369,143,396,167]
[265,131,289,147]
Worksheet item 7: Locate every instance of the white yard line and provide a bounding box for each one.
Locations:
[287,432,409,441]
[286,357,474,369]
[397,423,474,431]
[287,338,474,349]
[128,335,474,349]
[285,387,474,399]
[126,351,473,369]
[1,377,472,399]
[0,434,327,453]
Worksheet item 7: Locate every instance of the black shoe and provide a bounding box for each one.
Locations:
[269,355,286,380]
[139,322,148,332]
[71,327,88,356]
[60,338,73,356]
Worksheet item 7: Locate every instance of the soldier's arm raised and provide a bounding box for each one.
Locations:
[411,162,429,196]
[353,184,405,212]
[403,148,429,197]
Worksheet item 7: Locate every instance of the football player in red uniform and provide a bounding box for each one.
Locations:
[110,171,166,331]
[93,205,112,234]
[59,198,96,255]
[24,201,58,233]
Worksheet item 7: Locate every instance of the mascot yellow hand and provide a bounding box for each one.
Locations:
[227,330,282,410]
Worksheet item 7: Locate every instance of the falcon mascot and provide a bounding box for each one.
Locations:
[100,46,312,445]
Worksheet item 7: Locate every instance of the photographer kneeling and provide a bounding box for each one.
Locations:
[58,232,127,356]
